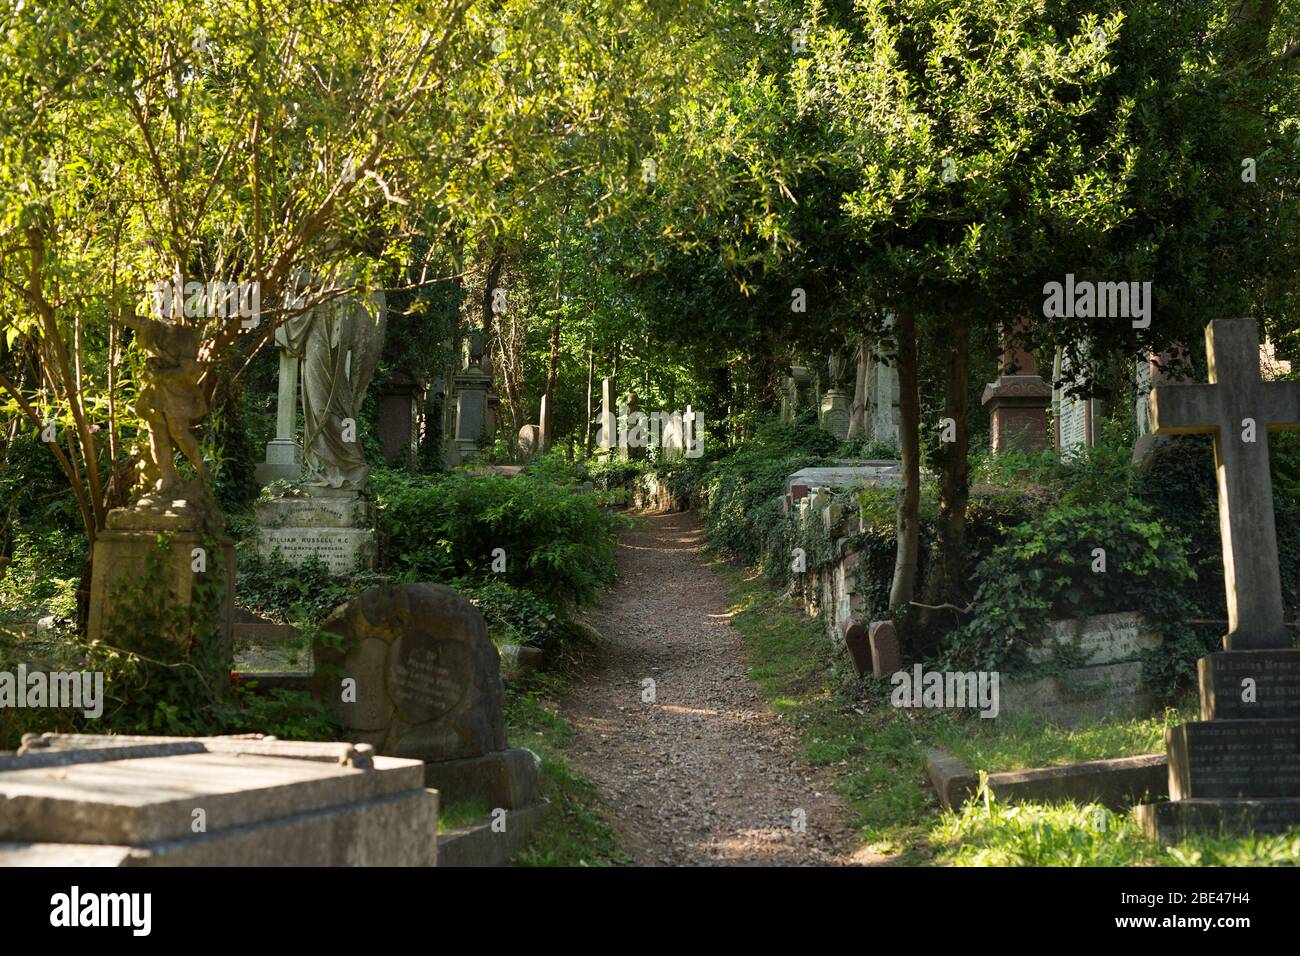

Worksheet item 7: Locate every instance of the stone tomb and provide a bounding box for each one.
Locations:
[1133,319,1300,842]
[310,583,544,863]
[1002,611,1163,726]
[0,734,437,866]
[255,489,377,573]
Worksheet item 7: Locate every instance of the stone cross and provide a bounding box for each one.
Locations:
[1150,319,1300,650]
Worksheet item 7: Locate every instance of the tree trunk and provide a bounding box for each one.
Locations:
[846,339,868,439]
[921,322,971,627]
[889,312,922,613]
[584,338,595,456]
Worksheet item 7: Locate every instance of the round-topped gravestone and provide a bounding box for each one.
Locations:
[311,583,507,762]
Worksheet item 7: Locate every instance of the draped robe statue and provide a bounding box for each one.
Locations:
[280,279,387,491]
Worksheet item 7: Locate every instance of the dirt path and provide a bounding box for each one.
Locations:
[561,510,872,866]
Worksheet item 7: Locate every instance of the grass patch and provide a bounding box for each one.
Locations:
[724,566,1300,866]
[437,799,491,833]
[503,676,631,867]
[933,797,1300,866]
[930,706,1197,773]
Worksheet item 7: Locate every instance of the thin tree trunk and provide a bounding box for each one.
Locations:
[889,312,921,613]
[584,337,595,456]
[846,339,868,440]
[922,322,971,628]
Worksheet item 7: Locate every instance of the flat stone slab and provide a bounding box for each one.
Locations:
[0,734,437,866]
[927,748,1167,812]
[785,462,902,497]
[0,790,438,867]
[0,751,423,844]
[927,749,979,811]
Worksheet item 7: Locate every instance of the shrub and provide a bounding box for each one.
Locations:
[462,579,578,660]
[943,499,1201,683]
[371,467,623,604]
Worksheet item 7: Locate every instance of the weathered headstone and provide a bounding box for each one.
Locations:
[451,364,490,463]
[842,617,872,675]
[1002,611,1164,726]
[310,584,542,830]
[868,620,901,677]
[518,423,541,458]
[820,389,851,440]
[1133,319,1300,842]
[865,350,901,445]
[1052,348,1098,455]
[982,326,1052,454]
[312,583,506,761]
[377,370,425,469]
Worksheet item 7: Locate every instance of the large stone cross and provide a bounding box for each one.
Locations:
[1150,319,1300,650]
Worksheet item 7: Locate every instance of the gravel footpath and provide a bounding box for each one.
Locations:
[561,510,876,866]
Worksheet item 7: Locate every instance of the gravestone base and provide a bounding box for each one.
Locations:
[1134,798,1300,844]
[1167,719,1300,799]
[422,747,541,811]
[87,527,235,664]
[254,438,302,486]
[1136,649,1300,844]
[436,799,550,867]
[255,490,377,573]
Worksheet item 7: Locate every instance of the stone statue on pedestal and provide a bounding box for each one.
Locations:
[279,278,387,491]
[116,311,211,519]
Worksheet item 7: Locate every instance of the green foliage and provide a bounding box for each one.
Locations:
[0,529,84,626]
[505,683,630,866]
[728,563,1298,866]
[935,796,1300,867]
[932,707,1195,774]
[676,417,841,570]
[235,548,392,628]
[372,468,622,604]
[0,531,340,748]
[946,499,1201,681]
[462,579,573,659]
